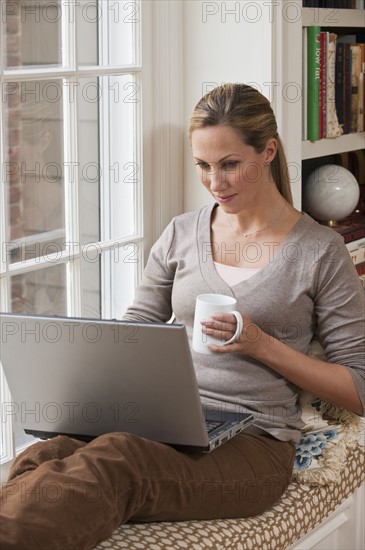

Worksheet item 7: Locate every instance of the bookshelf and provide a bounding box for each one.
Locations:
[272,1,365,210]
[302,6,365,160]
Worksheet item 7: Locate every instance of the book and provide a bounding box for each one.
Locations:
[320,31,327,139]
[307,26,321,141]
[330,215,365,244]
[359,62,365,132]
[321,214,365,284]
[346,236,365,265]
[303,0,364,6]
[336,35,365,134]
[355,261,365,276]
[357,45,365,132]
[344,43,352,134]
[326,33,343,138]
[303,28,308,140]
[336,43,345,129]
[350,44,362,132]
[356,38,365,132]
[304,29,364,139]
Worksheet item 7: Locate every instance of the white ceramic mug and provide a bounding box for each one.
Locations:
[192,294,243,355]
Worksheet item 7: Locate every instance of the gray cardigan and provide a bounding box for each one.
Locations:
[124,204,365,441]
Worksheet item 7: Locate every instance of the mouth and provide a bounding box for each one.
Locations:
[214,194,236,203]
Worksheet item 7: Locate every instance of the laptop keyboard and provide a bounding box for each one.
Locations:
[205,420,225,433]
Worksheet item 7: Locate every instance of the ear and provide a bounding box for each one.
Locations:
[264,138,277,164]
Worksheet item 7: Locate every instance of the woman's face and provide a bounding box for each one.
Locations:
[191,125,275,212]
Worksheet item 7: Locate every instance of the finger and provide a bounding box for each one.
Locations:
[211,313,238,324]
[201,319,237,332]
[202,326,234,342]
[208,342,241,353]
[202,320,236,339]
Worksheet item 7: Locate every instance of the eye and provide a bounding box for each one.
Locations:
[222,161,239,170]
[195,161,210,170]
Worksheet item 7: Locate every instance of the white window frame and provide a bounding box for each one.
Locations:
[0,0,184,479]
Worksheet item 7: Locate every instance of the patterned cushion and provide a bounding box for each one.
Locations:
[94,443,365,550]
[293,393,363,484]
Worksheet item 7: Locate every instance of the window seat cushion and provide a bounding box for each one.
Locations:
[94,443,364,550]
[292,392,363,485]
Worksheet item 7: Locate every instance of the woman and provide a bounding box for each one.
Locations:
[1,84,364,550]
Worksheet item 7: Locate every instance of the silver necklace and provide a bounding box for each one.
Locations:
[225,200,288,238]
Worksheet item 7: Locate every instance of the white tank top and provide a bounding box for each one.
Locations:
[214,262,261,286]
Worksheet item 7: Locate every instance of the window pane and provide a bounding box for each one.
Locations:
[78,76,100,246]
[77,0,98,66]
[11,264,67,315]
[5,79,65,263]
[80,246,140,320]
[106,244,140,319]
[81,253,101,319]
[4,0,62,69]
[77,0,138,67]
[78,74,139,245]
[107,0,138,66]
[108,74,140,240]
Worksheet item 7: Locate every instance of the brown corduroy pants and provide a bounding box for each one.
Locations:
[0,432,295,550]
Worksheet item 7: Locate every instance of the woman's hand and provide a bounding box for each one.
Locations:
[201,311,266,357]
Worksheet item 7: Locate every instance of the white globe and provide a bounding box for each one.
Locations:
[303,164,360,223]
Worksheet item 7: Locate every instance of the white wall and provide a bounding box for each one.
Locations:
[182,0,273,212]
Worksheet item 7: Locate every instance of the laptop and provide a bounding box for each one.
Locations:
[0,313,254,452]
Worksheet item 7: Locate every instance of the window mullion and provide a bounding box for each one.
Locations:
[0,57,10,309]
[0,42,14,471]
[2,66,142,81]
[98,0,109,66]
[99,0,112,319]
[63,78,81,318]
[100,74,113,319]
[62,0,76,70]
[134,72,143,244]
[0,69,13,463]
[0,99,8,280]
[134,0,142,67]
[62,0,81,317]
[133,0,143,291]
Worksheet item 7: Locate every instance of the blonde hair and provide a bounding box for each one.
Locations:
[189,83,293,205]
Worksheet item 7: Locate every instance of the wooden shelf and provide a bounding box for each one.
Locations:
[302,8,365,28]
[302,133,365,160]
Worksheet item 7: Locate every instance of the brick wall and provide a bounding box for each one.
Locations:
[6,0,24,243]
[5,0,27,311]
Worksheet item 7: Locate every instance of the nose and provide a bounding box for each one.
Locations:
[207,167,227,193]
